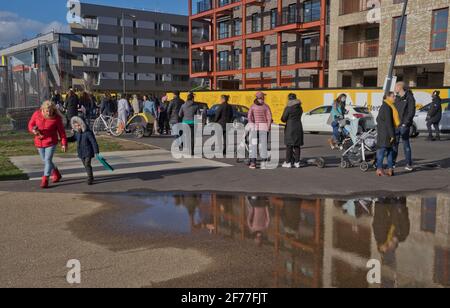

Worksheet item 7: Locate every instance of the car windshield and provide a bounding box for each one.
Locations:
[353,107,370,114]
[310,106,331,115]
[240,106,249,113]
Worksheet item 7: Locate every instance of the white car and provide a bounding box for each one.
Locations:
[302,105,375,134]
[414,100,450,135]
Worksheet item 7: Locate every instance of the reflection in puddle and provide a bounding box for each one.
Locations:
[107,192,450,288]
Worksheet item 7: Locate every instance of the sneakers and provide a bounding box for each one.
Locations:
[282,162,292,169]
[51,168,62,183]
[294,163,302,169]
[386,169,395,177]
[87,177,94,186]
[249,163,257,170]
[405,165,414,172]
[260,162,268,170]
[40,176,49,189]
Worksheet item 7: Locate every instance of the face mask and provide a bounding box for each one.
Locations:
[257,99,264,104]
[341,97,346,103]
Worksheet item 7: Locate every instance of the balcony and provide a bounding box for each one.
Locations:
[340,0,373,15]
[339,39,379,60]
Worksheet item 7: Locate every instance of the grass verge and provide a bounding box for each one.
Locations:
[0,131,153,181]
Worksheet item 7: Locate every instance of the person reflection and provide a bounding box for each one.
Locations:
[246,196,271,246]
[373,197,410,268]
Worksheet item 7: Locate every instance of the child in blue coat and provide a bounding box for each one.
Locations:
[68,117,100,185]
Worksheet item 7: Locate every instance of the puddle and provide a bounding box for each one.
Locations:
[81,191,450,288]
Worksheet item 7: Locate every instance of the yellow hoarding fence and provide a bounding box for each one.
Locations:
[168,88,449,124]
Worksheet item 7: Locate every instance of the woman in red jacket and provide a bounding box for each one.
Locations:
[28,100,68,188]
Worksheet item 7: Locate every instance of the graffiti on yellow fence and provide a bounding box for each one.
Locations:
[170,88,449,124]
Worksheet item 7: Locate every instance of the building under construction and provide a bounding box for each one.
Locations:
[188,0,329,90]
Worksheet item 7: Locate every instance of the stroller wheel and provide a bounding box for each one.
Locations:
[316,157,326,169]
[340,160,350,169]
[360,162,370,172]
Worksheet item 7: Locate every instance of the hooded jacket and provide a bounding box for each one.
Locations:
[427,96,443,124]
[248,100,272,131]
[281,99,304,147]
[28,109,67,148]
[68,117,99,159]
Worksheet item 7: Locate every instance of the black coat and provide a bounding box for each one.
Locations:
[394,90,416,127]
[65,95,80,119]
[68,129,99,159]
[373,201,410,247]
[427,96,443,124]
[214,103,234,129]
[376,102,396,149]
[100,98,116,116]
[281,101,304,147]
[167,97,185,124]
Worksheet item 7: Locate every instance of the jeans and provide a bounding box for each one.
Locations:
[331,121,340,142]
[393,126,413,166]
[286,145,301,164]
[38,146,57,177]
[376,147,394,170]
[82,157,93,179]
[249,130,269,164]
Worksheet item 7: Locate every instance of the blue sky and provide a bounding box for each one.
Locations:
[0,0,188,47]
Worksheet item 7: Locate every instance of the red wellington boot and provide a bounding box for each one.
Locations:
[51,168,62,183]
[41,176,49,189]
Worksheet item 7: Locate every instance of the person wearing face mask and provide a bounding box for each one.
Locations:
[328,94,347,149]
[393,82,416,172]
[376,92,399,177]
[67,117,100,185]
[248,92,273,169]
[426,91,442,141]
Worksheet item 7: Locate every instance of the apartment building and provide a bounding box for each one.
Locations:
[188,0,329,90]
[329,0,450,88]
[0,32,80,110]
[69,2,195,94]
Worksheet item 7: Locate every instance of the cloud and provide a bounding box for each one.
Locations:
[0,11,69,48]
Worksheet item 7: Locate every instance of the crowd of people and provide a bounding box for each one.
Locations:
[28,82,445,189]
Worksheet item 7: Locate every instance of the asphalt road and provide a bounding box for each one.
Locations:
[0,133,449,197]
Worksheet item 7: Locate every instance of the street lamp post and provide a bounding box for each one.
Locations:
[385,0,408,95]
[122,12,136,95]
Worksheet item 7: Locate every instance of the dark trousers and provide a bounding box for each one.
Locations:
[82,157,93,180]
[286,145,301,164]
[427,122,440,138]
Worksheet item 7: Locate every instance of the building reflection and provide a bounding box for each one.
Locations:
[171,192,450,288]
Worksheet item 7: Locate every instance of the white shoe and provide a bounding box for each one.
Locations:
[294,163,302,169]
[282,162,292,168]
[261,162,269,170]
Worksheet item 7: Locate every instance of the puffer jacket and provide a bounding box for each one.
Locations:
[68,117,99,159]
[248,101,272,131]
[28,110,67,148]
[179,100,200,124]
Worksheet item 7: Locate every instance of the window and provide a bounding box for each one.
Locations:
[262,45,271,67]
[392,16,407,54]
[233,49,240,70]
[252,14,261,33]
[246,47,252,68]
[431,8,449,51]
[270,9,277,29]
[281,42,288,65]
[218,51,230,71]
[421,197,437,233]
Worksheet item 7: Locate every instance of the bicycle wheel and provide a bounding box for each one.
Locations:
[93,117,108,136]
[109,118,125,137]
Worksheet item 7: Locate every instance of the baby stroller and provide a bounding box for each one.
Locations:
[340,118,377,172]
[236,126,326,168]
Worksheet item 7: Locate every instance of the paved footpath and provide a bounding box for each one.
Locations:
[0,134,449,197]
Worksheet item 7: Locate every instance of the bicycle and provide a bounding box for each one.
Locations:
[93,114,124,137]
